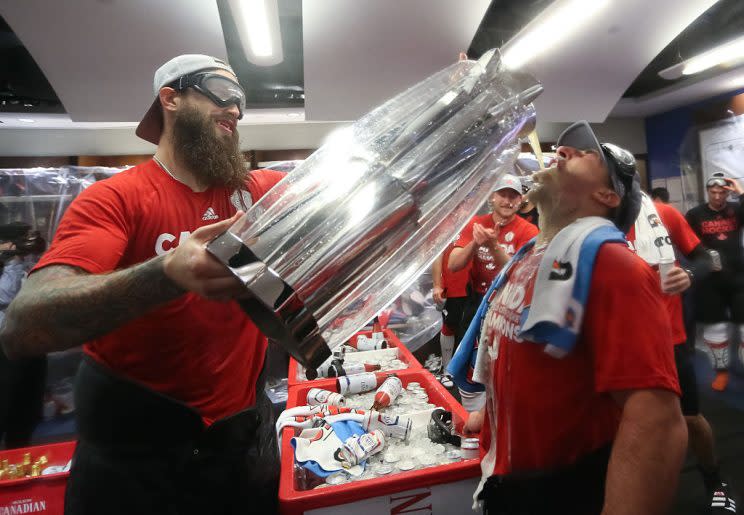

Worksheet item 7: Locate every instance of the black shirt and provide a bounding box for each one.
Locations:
[685,196,744,271]
[518,206,539,229]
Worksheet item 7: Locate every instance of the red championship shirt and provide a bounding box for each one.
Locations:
[455,214,538,294]
[441,242,470,299]
[479,243,679,475]
[33,160,285,425]
[626,201,700,345]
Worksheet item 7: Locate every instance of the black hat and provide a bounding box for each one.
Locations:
[556,121,641,233]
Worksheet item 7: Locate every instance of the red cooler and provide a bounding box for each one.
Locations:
[0,441,76,515]
[279,369,480,515]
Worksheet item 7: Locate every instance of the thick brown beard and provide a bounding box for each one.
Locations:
[172,104,246,190]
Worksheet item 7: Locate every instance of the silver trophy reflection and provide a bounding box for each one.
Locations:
[206,49,542,370]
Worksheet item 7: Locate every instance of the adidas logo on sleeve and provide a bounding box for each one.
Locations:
[202,207,219,221]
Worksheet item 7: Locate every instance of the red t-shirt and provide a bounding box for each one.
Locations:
[441,242,470,299]
[626,202,700,345]
[455,214,538,294]
[479,243,679,475]
[33,160,285,424]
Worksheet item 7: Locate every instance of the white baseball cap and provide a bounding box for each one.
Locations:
[493,174,523,194]
[136,54,236,145]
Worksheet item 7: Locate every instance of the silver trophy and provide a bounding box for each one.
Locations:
[207,49,542,368]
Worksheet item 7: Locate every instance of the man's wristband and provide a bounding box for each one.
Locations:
[683,268,694,282]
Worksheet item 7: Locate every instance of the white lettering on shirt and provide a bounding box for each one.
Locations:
[155,231,192,256]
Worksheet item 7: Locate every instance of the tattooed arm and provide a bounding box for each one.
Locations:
[0,212,245,359]
[0,258,183,358]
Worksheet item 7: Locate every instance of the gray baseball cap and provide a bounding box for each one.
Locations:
[493,174,523,194]
[556,121,641,233]
[136,54,236,145]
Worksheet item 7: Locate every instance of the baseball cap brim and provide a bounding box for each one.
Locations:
[135,98,163,145]
[493,174,523,195]
[136,54,236,145]
[494,185,522,193]
[556,120,608,170]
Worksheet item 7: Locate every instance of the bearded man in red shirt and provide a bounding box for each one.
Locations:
[0,55,285,515]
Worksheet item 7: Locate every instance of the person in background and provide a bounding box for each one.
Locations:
[685,175,744,392]
[431,241,470,387]
[450,121,686,514]
[448,174,538,410]
[0,224,46,448]
[651,186,670,204]
[0,54,285,514]
[627,192,736,512]
[517,179,539,227]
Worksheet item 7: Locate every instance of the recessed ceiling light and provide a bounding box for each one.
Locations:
[17,118,35,123]
[227,0,284,66]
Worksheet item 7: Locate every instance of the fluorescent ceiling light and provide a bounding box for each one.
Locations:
[17,118,35,123]
[659,34,744,80]
[501,0,611,70]
[683,35,744,75]
[227,0,284,66]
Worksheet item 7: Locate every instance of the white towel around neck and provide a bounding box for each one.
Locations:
[632,192,675,265]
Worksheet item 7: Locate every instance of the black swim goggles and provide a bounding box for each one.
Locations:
[172,72,246,119]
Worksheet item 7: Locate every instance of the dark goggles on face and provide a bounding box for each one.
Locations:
[173,72,246,119]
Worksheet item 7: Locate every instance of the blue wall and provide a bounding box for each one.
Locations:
[645,86,744,181]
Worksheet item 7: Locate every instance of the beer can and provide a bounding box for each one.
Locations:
[371,331,387,344]
[309,356,338,380]
[350,335,388,351]
[658,257,674,293]
[339,430,386,467]
[307,388,346,407]
[336,372,379,395]
[709,249,722,272]
[362,410,412,440]
[460,437,479,460]
[332,362,381,377]
[371,375,403,410]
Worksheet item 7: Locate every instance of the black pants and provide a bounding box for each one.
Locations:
[457,287,485,345]
[64,357,280,515]
[478,445,611,515]
[0,351,47,449]
[694,269,744,323]
[442,295,467,348]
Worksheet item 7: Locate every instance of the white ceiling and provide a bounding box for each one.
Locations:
[611,62,744,117]
[511,0,720,122]
[0,0,741,155]
[302,0,491,121]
